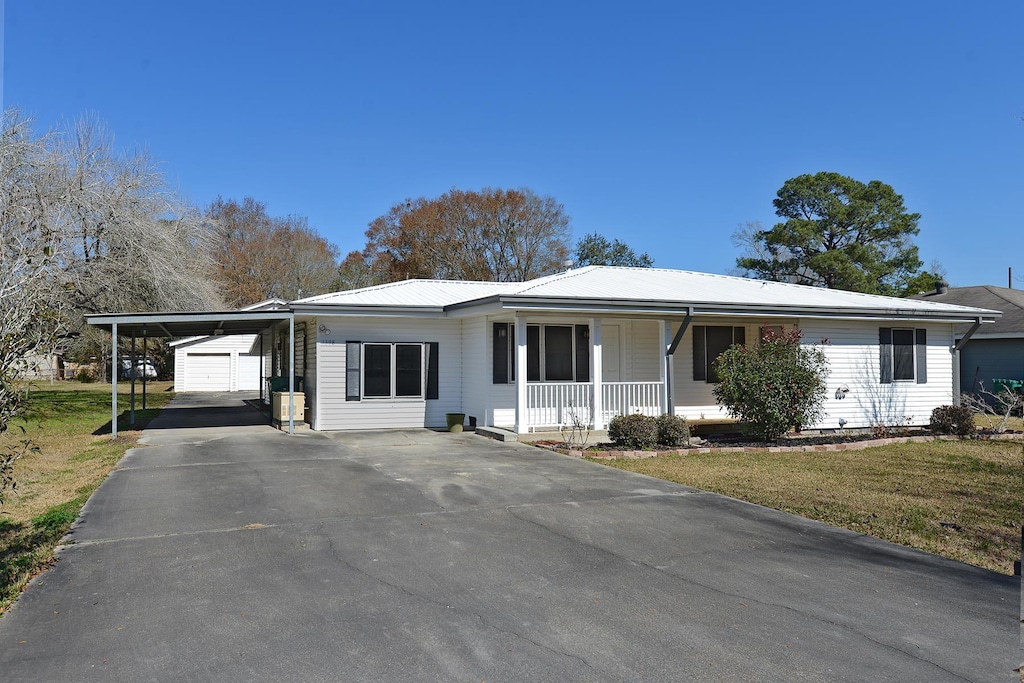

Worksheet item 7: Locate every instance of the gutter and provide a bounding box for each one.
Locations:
[486,296,1000,324]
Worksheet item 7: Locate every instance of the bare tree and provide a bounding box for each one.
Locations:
[960,383,1024,434]
[55,114,222,316]
[0,110,68,503]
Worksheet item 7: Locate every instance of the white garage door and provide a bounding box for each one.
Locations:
[237,354,262,391]
[185,354,231,391]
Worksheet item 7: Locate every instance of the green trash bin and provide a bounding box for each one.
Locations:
[269,376,303,392]
[992,378,1023,395]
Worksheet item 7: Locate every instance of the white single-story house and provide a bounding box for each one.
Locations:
[248,266,1000,433]
[170,299,285,393]
[88,266,1002,436]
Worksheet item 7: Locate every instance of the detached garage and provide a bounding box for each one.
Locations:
[172,334,264,392]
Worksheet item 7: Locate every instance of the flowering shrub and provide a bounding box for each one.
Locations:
[712,327,829,440]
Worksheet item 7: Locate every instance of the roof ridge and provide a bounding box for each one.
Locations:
[982,285,1024,311]
[297,277,508,303]
[510,266,601,294]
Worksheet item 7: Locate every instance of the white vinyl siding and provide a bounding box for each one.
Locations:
[461,317,487,428]
[798,321,953,430]
[313,316,462,431]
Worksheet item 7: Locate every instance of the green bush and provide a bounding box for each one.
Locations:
[608,413,658,449]
[656,413,690,446]
[929,405,975,436]
[712,328,829,440]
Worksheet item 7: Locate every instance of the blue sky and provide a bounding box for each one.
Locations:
[4,1,1022,288]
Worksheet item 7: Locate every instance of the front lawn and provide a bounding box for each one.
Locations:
[591,438,1022,574]
[0,381,174,614]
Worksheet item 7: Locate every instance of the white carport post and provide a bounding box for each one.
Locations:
[514,315,528,434]
[111,322,118,439]
[590,318,603,430]
[288,314,295,435]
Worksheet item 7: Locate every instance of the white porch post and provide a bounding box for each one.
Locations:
[590,318,603,429]
[659,320,670,416]
[514,315,528,434]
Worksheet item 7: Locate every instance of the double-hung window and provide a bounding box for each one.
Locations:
[347,342,439,400]
[879,328,926,384]
[692,325,746,383]
[492,322,590,383]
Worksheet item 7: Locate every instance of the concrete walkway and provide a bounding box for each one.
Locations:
[0,393,1017,682]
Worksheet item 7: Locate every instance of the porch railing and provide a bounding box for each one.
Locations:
[602,381,663,420]
[525,382,592,430]
[524,381,663,431]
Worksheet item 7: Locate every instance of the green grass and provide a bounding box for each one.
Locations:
[0,381,174,614]
[590,438,1023,574]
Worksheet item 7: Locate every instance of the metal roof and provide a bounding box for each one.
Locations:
[295,279,510,308]
[304,266,999,322]
[88,267,1002,339]
[487,267,1001,321]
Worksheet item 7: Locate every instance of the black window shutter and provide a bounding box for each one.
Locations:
[526,325,541,382]
[346,342,361,400]
[575,325,590,382]
[426,342,439,398]
[733,327,746,347]
[879,328,893,384]
[693,326,707,381]
[915,329,927,384]
[492,323,509,384]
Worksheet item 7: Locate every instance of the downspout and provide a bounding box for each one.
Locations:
[665,309,694,415]
[952,317,984,405]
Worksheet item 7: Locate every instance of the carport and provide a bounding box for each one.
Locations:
[86,309,298,435]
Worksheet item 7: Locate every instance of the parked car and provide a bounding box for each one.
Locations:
[120,358,158,379]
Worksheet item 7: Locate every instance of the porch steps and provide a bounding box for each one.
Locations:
[475,426,519,442]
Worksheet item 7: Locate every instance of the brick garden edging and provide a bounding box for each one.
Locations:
[542,432,1024,459]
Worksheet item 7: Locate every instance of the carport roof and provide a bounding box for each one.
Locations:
[86,310,293,339]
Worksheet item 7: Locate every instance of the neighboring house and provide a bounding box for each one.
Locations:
[246,266,999,433]
[912,284,1024,396]
[171,299,285,393]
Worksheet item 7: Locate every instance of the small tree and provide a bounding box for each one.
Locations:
[712,328,829,440]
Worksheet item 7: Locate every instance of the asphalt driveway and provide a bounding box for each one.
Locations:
[0,393,1017,682]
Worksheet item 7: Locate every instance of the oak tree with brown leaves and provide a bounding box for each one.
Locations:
[359,188,572,284]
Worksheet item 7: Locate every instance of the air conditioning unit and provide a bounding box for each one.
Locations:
[272,391,305,422]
